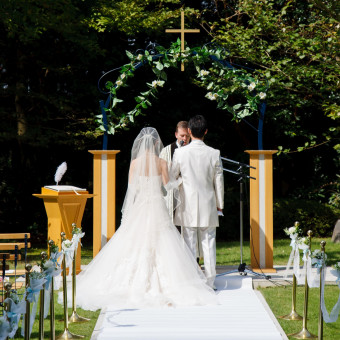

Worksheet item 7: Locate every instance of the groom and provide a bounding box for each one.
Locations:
[172,115,224,288]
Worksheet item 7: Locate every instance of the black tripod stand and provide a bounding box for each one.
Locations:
[218,157,270,279]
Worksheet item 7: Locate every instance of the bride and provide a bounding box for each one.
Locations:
[76,127,217,311]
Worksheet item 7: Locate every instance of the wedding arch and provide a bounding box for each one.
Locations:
[92,38,277,272]
[96,39,269,150]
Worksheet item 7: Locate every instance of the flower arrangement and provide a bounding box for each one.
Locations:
[29,270,45,280]
[311,249,327,268]
[62,239,73,249]
[71,223,82,235]
[284,223,302,237]
[333,262,340,272]
[298,237,309,246]
[49,242,59,255]
[9,291,20,305]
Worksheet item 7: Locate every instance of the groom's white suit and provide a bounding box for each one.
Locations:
[172,139,224,287]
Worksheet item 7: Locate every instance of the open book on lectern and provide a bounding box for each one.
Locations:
[44,185,86,192]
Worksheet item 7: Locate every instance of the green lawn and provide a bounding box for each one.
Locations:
[259,285,340,340]
[216,237,339,266]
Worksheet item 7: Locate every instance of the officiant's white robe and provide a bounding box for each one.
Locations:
[159,142,179,223]
[171,140,224,287]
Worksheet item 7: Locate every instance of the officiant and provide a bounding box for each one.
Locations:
[159,121,190,223]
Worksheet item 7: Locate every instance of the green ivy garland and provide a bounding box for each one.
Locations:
[97,39,268,135]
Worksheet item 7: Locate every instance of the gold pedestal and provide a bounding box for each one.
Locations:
[57,329,84,340]
[69,311,90,323]
[280,310,303,321]
[290,328,317,339]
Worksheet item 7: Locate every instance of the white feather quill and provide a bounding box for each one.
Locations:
[54,162,67,185]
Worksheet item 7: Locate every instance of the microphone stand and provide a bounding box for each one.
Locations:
[218,157,270,279]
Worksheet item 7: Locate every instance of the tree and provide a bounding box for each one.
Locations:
[195,0,339,154]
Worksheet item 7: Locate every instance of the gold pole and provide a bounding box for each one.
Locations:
[57,232,84,339]
[279,221,303,320]
[279,273,303,320]
[318,241,326,340]
[4,282,12,340]
[48,240,56,340]
[38,252,47,340]
[24,263,32,340]
[290,230,317,339]
[69,235,90,323]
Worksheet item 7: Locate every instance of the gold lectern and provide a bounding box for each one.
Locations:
[33,187,94,273]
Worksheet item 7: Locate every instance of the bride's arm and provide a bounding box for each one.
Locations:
[160,159,169,185]
[160,158,182,190]
[129,160,136,183]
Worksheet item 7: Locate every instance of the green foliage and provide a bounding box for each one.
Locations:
[99,39,268,134]
[260,285,340,340]
[273,199,339,238]
[200,0,339,154]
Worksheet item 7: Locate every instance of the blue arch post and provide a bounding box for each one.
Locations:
[258,102,266,150]
[99,95,111,150]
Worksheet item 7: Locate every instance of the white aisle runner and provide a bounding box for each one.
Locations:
[92,274,286,340]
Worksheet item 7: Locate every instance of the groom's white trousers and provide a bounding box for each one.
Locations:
[182,226,216,288]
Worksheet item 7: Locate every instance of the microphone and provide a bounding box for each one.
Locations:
[180,140,185,147]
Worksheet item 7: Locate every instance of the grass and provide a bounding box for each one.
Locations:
[6,290,100,340]
[259,285,340,340]
[216,237,339,266]
[3,238,339,339]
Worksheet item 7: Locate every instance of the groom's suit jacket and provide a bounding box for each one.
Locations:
[172,140,224,228]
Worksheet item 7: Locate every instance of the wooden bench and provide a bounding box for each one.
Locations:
[0,233,31,277]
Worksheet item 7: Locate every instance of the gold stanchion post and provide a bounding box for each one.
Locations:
[279,222,303,320]
[279,273,303,320]
[48,240,56,340]
[290,230,317,339]
[4,282,12,340]
[24,263,32,340]
[318,241,326,340]
[57,232,84,340]
[69,225,90,323]
[38,252,47,340]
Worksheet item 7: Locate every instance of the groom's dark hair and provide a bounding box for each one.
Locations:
[188,115,207,138]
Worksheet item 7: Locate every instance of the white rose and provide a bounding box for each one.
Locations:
[136,54,143,61]
[248,82,256,91]
[44,260,54,269]
[200,70,209,76]
[116,80,123,86]
[151,80,158,88]
[288,226,296,234]
[259,92,267,99]
[120,73,126,80]
[63,240,72,248]
[156,81,164,87]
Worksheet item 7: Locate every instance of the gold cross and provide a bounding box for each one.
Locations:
[165,10,200,71]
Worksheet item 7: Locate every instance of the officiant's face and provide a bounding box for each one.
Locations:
[175,128,190,146]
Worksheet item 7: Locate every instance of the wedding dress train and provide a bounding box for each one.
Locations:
[75,128,217,311]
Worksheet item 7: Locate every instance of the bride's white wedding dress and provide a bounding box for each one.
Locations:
[75,128,217,311]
